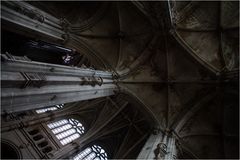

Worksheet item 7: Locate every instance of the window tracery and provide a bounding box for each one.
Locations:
[73,145,108,160]
[35,104,64,114]
[47,118,85,145]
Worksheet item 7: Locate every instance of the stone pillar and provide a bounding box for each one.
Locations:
[1,53,118,113]
[164,136,177,160]
[137,130,177,160]
[137,132,164,159]
[1,1,65,43]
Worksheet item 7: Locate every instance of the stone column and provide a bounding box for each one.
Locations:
[1,53,118,113]
[1,1,65,43]
[137,130,177,160]
[137,132,164,160]
[164,136,177,160]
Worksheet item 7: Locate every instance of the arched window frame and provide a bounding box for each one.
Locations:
[47,118,85,145]
[35,104,64,114]
[73,145,108,160]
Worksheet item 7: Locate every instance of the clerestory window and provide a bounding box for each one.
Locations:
[73,145,108,160]
[47,118,85,145]
[35,104,64,114]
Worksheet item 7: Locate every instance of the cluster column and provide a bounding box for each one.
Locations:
[1,53,119,113]
[137,130,177,160]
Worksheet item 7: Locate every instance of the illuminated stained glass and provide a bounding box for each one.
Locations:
[73,145,108,160]
[36,104,64,114]
[47,118,84,145]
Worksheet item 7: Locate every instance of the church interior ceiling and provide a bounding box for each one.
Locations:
[1,1,239,159]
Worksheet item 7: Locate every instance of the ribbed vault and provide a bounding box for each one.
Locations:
[16,1,240,159]
[169,1,239,73]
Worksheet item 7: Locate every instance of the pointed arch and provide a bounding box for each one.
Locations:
[47,118,85,145]
[73,145,108,160]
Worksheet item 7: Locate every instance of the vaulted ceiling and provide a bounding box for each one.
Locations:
[26,1,240,159]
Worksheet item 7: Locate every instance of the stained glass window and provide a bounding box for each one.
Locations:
[47,118,85,145]
[73,145,108,160]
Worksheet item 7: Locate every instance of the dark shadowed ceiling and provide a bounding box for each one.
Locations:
[27,1,240,159]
